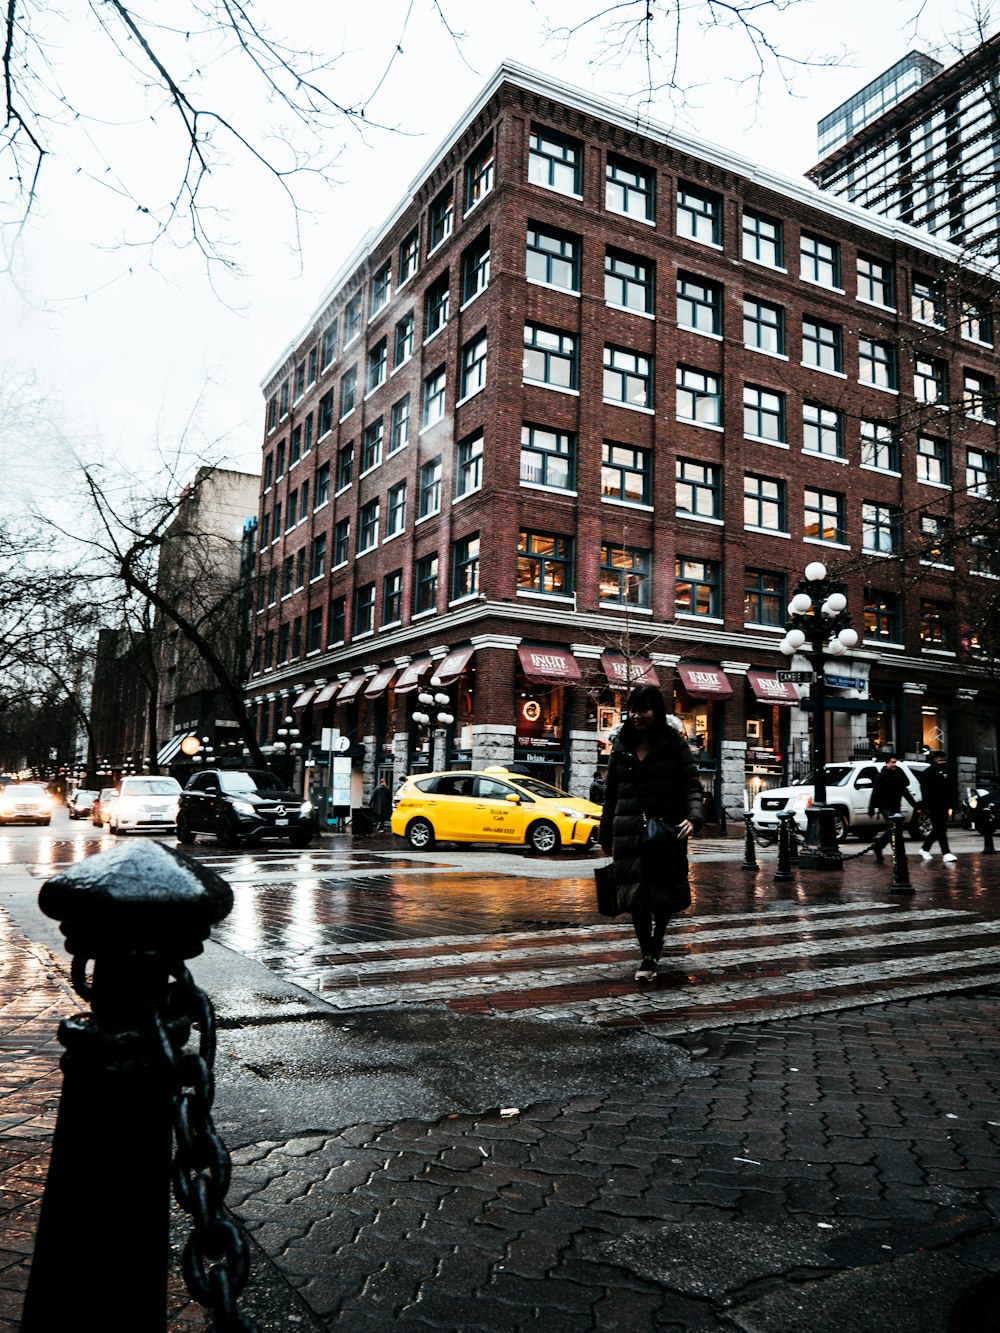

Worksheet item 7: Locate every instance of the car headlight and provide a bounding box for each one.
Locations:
[231,800,255,816]
[552,805,579,819]
[299,801,313,816]
[792,794,813,809]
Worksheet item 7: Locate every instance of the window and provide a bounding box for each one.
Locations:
[321,323,338,369]
[315,462,330,507]
[528,125,581,195]
[860,420,899,472]
[390,395,410,453]
[336,442,353,492]
[462,230,490,302]
[318,390,334,437]
[911,274,944,326]
[289,424,302,467]
[263,453,273,490]
[917,436,949,486]
[804,488,846,544]
[802,318,843,373]
[413,554,438,614]
[370,261,391,315]
[398,229,419,286]
[600,544,650,607]
[800,232,840,287]
[677,183,721,245]
[676,459,722,519]
[455,430,484,497]
[606,154,654,221]
[465,134,494,210]
[259,513,270,547]
[383,569,403,625]
[418,456,442,518]
[353,582,375,636]
[367,339,387,393]
[272,500,282,535]
[520,424,574,490]
[394,311,414,366]
[859,338,897,390]
[675,557,721,618]
[361,419,383,473]
[742,210,782,267]
[605,249,653,313]
[311,532,327,580]
[299,481,309,520]
[677,366,720,425]
[279,379,289,418]
[915,355,947,404]
[422,367,446,426]
[744,298,784,354]
[961,297,992,344]
[966,447,997,497]
[677,273,722,335]
[303,414,313,455]
[307,606,323,654]
[864,589,901,643]
[971,533,1000,578]
[333,517,350,566]
[743,384,785,442]
[281,554,294,597]
[358,499,379,553]
[459,331,487,399]
[266,568,277,603]
[428,183,454,251]
[275,440,286,478]
[291,616,302,662]
[803,403,844,458]
[328,596,346,645]
[744,569,786,626]
[744,473,787,532]
[425,272,449,338]
[857,255,894,306]
[863,502,900,554]
[517,531,573,595]
[340,365,357,417]
[343,292,363,345]
[277,622,290,662]
[294,361,305,401]
[285,491,297,531]
[525,224,579,290]
[523,323,577,390]
[920,599,954,650]
[452,534,480,599]
[602,441,651,505]
[605,346,652,408]
[385,480,407,537]
[963,370,996,420]
[266,395,277,431]
[308,348,317,386]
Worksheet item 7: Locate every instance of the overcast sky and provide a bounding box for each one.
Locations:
[0,0,987,512]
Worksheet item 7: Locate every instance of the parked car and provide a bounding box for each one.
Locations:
[390,766,601,852]
[91,788,117,828]
[961,780,1000,831]
[752,760,930,843]
[0,782,53,826]
[67,789,100,820]
[105,775,182,835]
[176,769,314,847]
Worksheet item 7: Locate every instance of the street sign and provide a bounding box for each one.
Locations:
[777,670,815,683]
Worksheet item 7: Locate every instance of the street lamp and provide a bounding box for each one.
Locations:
[779,560,859,870]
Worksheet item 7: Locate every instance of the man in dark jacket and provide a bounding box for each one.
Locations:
[918,751,957,861]
[867,755,915,862]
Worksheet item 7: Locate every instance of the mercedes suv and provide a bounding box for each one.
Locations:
[176,768,315,847]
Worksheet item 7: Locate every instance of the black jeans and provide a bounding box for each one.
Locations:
[922,811,951,855]
[631,865,689,958]
[871,808,898,852]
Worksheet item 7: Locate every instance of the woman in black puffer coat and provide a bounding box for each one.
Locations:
[598,684,704,982]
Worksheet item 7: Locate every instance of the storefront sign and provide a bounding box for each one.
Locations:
[677,663,733,699]
[600,652,659,688]
[394,659,434,693]
[430,645,475,687]
[752,669,803,701]
[517,644,582,684]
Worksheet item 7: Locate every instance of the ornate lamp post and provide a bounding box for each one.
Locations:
[412,691,454,770]
[779,560,859,870]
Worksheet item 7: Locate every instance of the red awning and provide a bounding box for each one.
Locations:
[747,668,799,706]
[336,676,366,702]
[676,663,733,699]
[311,682,340,707]
[291,686,317,711]
[431,645,475,687]
[394,658,434,694]
[600,652,659,689]
[517,644,582,684]
[364,666,397,699]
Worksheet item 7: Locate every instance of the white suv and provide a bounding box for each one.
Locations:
[107,776,182,835]
[752,760,929,843]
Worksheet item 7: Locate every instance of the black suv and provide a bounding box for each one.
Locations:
[177,769,315,848]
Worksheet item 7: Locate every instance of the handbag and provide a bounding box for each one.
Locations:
[594,861,619,916]
[639,812,678,857]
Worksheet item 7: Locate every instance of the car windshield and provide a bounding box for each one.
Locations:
[509,777,571,800]
[218,771,287,794]
[5,785,47,798]
[791,766,854,788]
[75,790,99,800]
[120,779,180,796]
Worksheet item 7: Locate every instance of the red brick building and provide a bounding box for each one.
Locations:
[248,62,1000,820]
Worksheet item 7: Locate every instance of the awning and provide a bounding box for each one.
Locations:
[676,663,733,699]
[364,666,397,699]
[517,643,582,684]
[311,682,340,707]
[292,686,318,711]
[747,669,799,706]
[600,651,659,689]
[336,676,366,703]
[156,732,194,766]
[431,645,475,687]
[394,658,434,694]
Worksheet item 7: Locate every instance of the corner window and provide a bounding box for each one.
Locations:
[465,134,494,211]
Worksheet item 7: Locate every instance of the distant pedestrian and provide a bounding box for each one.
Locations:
[588,770,605,806]
[918,751,956,862]
[371,777,392,832]
[868,755,915,863]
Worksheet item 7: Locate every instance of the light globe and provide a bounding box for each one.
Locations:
[804,561,827,582]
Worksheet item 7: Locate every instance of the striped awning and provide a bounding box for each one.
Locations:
[311,682,340,707]
[156,732,194,766]
[292,686,318,711]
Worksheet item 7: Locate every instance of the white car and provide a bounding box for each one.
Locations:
[106,776,182,835]
[752,760,930,843]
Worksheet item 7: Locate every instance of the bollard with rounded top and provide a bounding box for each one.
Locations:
[22,841,236,1332]
[888,812,914,894]
[741,812,759,871]
[975,809,997,855]
[774,812,795,882]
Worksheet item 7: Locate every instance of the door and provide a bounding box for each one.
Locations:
[473,776,526,843]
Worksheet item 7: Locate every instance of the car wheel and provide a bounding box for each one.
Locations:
[111,820,121,836]
[527,820,560,854]
[830,811,848,843]
[406,817,435,850]
[216,814,241,848]
[289,831,313,848]
[175,813,196,845]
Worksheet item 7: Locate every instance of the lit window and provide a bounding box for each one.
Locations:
[517,531,573,595]
[675,558,721,618]
[804,488,846,544]
[601,441,650,505]
[599,544,650,607]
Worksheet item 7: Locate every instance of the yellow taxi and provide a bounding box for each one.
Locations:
[390,766,601,853]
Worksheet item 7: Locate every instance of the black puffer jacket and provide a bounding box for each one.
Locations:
[599,724,705,911]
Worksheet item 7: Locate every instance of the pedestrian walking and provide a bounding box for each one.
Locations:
[918,751,957,862]
[598,684,704,983]
[371,777,392,832]
[588,769,605,806]
[868,755,915,863]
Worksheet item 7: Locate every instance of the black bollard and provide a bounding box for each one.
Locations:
[787,814,800,864]
[977,810,997,855]
[774,812,794,882]
[888,812,913,894]
[21,840,248,1332]
[741,811,759,871]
